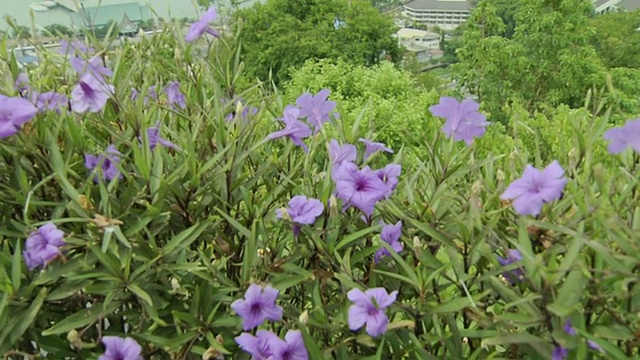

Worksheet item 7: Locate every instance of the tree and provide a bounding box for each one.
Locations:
[44,24,75,37]
[452,0,606,122]
[590,10,640,69]
[233,0,401,84]
[12,25,31,39]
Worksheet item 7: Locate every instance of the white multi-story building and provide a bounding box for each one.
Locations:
[402,0,472,30]
[395,28,442,62]
[592,0,640,13]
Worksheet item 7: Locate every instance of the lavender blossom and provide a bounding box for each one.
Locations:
[231,283,283,330]
[236,330,281,360]
[84,145,123,183]
[563,319,576,336]
[500,161,568,216]
[328,139,357,170]
[295,89,338,131]
[31,91,68,113]
[375,221,404,262]
[332,162,390,217]
[276,195,324,236]
[273,330,308,360]
[141,121,180,150]
[266,106,312,152]
[185,7,220,42]
[98,336,143,360]
[164,81,187,110]
[603,119,640,154]
[552,346,568,360]
[70,73,114,113]
[70,56,113,78]
[14,72,29,94]
[358,138,393,161]
[429,96,490,145]
[0,95,37,138]
[347,287,397,337]
[22,223,65,271]
[496,249,524,284]
[587,340,603,352]
[376,163,401,199]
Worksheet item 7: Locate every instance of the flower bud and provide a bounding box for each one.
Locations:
[299,310,309,325]
[67,329,82,348]
[171,278,181,290]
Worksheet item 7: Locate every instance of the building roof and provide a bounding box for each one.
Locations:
[617,0,640,11]
[397,28,440,39]
[72,3,149,27]
[404,0,472,11]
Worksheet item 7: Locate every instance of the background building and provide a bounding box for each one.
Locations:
[402,0,472,30]
[395,28,442,62]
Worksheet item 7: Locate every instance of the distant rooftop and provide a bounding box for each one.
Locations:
[397,28,440,39]
[404,0,472,11]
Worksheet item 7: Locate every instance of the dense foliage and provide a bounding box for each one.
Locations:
[1,1,640,360]
[232,0,401,84]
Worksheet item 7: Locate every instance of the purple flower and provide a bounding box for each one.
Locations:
[332,162,390,216]
[14,72,29,94]
[273,330,308,360]
[295,89,338,131]
[563,319,576,336]
[85,145,123,183]
[22,223,65,271]
[276,195,324,236]
[429,96,490,145]
[142,121,180,150]
[266,106,312,152]
[0,95,37,138]
[236,330,281,360]
[603,119,640,154]
[496,249,524,284]
[500,161,568,216]
[328,139,357,170]
[358,138,393,161]
[70,56,113,78]
[70,73,114,113]
[98,336,143,360]
[225,98,258,121]
[375,221,404,262]
[376,163,402,199]
[31,91,68,113]
[130,88,139,101]
[587,340,603,352]
[231,283,284,330]
[347,287,397,337]
[164,81,187,110]
[552,346,568,360]
[185,7,220,42]
[58,39,95,56]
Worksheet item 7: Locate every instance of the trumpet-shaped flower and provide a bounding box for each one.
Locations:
[500,161,568,216]
[84,145,123,183]
[98,336,143,360]
[328,139,357,170]
[267,106,312,152]
[70,73,114,113]
[0,95,37,138]
[23,223,65,270]
[231,283,283,330]
[296,89,338,131]
[276,195,324,236]
[375,221,404,262]
[358,138,393,161]
[164,81,187,110]
[496,249,524,284]
[603,119,640,154]
[332,162,389,216]
[347,287,397,337]
[429,96,489,145]
[185,7,220,42]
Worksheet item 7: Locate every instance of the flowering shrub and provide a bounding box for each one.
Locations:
[1,10,640,360]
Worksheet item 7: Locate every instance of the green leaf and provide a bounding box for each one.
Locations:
[300,324,327,360]
[11,241,21,294]
[42,301,122,336]
[3,287,47,345]
[161,221,211,258]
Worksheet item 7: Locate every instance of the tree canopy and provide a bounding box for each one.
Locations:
[233,0,401,84]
